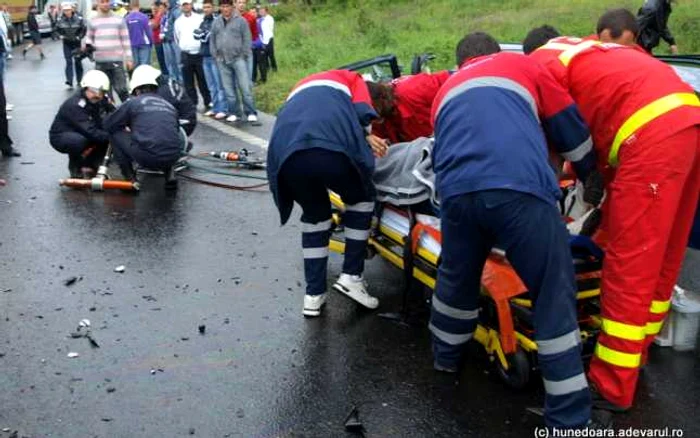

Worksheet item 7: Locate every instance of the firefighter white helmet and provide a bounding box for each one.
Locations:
[80,70,110,92]
[129,65,162,94]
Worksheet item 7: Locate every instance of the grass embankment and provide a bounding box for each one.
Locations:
[254,0,700,113]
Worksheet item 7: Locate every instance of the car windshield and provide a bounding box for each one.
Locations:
[670,64,700,91]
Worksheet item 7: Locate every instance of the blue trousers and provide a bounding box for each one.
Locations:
[132,45,152,67]
[62,42,83,86]
[430,190,590,428]
[278,148,374,296]
[202,56,227,114]
[155,43,169,76]
[218,57,257,118]
[162,40,182,82]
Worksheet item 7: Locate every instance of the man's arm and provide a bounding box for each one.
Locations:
[240,18,251,58]
[84,16,95,46]
[103,102,131,133]
[658,4,676,47]
[119,19,133,63]
[536,64,596,183]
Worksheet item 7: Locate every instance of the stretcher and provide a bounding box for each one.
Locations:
[328,190,604,389]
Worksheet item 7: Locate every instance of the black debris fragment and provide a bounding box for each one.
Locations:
[64,276,78,287]
[344,406,364,433]
[198,325,206,335]
[106,387,116,393]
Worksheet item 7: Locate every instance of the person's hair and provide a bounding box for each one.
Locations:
[220,0,232,5]
[522,25,560,54]
[130,0,140,8]
[596,8,639,38]
[134,84,158,95]
[455,32,501,66]
[203,0,212,4]
[366,81,397,119]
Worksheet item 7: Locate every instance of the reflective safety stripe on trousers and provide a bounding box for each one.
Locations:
[594,343,641,368]
[608,92,700,166]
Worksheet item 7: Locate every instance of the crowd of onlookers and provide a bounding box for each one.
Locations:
[0,0,277,128]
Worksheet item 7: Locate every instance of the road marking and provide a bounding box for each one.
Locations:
[197,116,270,150]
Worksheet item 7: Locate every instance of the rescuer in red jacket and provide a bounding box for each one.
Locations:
[366,71,451,144]
[528,19,700,412]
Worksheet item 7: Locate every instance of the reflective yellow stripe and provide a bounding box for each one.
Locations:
[645,321,664,336]
[601,318,646,341]
[595,344,642,368]
[539,42,577,51]
[609,93,700,166]
[650,299,671,315]
[558,40,601,66]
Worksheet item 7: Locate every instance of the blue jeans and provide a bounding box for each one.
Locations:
[133,45,152,67]
[0,54,5,83]
[218,56,257,117]
[163,40,182,82]
[155,43,168,76]
[202,56,226,114]
[62,43,84,85]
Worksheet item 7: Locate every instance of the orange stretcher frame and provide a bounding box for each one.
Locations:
[328,191,603,385]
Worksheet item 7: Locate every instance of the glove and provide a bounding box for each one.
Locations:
[583,169,605,207]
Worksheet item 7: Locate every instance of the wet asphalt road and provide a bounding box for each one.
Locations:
[1,41,699,438]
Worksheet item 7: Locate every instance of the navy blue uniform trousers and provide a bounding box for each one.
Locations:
[279,148,374,296]
[430,190,591,428]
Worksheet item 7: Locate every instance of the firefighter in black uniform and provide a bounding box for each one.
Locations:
[103,65,185,189]
[49,69,114,177]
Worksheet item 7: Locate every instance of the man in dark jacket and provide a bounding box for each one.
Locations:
[22,5,45,59]
[103,65,185,188]
[49,70,114,177]
[637,0,678,53]
[134,64,197,135]
[56,3,87,89]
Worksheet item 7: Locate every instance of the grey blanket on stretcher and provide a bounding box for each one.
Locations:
[372,137,438,207]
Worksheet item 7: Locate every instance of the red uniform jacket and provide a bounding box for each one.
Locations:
[373,71,451,143]
[530,37,700,168]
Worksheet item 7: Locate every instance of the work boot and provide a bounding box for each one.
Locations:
[164,166,178,190]
[332,274,379,309]
[68,155,82,178]
[22,48,26,59]
[303,293,326,317]
[119,163,135,181]
[1,147,21,157]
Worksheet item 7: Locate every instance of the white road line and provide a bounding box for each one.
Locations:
[197,116,270,150]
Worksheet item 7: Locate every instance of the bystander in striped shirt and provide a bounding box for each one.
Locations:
[85,12,132,63]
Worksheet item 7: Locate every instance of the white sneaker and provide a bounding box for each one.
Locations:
[226,115,239,122]
[303,293,326,317]
[332,274,379,309]
[247,114,258,123]
[6,104,13,111]
[214,112,227,120]
[203,110,215,117]
[6,115,11,121]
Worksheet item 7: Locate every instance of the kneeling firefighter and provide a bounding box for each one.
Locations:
[103,65,185,189]
[49,69,115,178]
